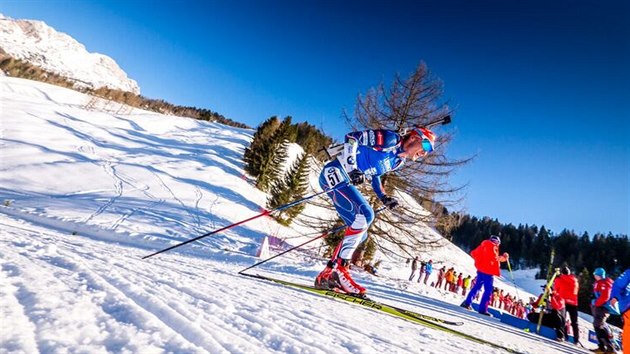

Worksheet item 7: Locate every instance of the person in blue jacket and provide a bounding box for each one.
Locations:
[610,268,630,354]
[422,259,433,285]
[591,267,620,353]
[314,126,437,295]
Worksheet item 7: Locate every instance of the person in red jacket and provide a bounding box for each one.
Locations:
[527,288,567,340]
[503,294,513,312]
[591,268,619,353]
[553,266,580,344]
[460,235,509,315]
[434,266,446,289]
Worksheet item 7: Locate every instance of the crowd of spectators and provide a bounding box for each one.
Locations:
[407,257,529,319]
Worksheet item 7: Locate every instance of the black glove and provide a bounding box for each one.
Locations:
[348,169,364,185]
[381,195,399,210]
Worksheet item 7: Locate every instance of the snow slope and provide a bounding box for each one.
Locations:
[0,14,139,93]
[0,76,589,353]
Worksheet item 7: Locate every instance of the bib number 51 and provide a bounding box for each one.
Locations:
[325,167,345,187]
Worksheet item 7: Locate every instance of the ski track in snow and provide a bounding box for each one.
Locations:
[0,212,588,354]
[0,77,593,354]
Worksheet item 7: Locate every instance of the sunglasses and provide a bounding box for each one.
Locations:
[422,139,434,153]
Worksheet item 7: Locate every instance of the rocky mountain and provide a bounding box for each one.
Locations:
[0,13,139,93]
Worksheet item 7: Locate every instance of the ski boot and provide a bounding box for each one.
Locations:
[333,259,367,297]
[314,260,340,290]
[459,301,472,310]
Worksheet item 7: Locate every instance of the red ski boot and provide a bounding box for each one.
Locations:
[333,259,367,295]
[314,260,340,290]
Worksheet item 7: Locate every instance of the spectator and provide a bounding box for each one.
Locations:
[553,266,580,345]
[444,268,453,290]
[515,299,527,318]
[451,272,459,292]
[462,275,472,297]
[460,235,509,316]
[435,266,446,289]
[591,268,620,353]
[525,301,533,317]
[492,288,500,308]
[455,273,463,294]
[527,288,566,341]
[409,256,419,281]
[504,294,513,312]
[418,260,427,284]
[451,269,457,292]
[423,260,433,285]
[445,268,454,291]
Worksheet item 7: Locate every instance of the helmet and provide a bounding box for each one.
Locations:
[410,126,436,153]
[593,268,606,277]
[561,266,571,275]
[489,235,501,245]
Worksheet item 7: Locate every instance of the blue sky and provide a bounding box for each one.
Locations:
[2,0,628,235]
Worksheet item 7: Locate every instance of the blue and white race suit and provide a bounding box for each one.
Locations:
[319,129,405,260]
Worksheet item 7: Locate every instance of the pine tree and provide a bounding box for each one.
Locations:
[267,153,311,225]
[534,226,553,278]
[244,116,280,177]
[447,212,629,282]
[266,141,290,188]
[577,267,594,314]
[256,116,293,191]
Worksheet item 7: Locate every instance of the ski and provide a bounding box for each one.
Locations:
[241,272,462,325]
[240,272,526,354]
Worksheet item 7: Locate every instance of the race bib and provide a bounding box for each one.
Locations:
[324,166,346,187]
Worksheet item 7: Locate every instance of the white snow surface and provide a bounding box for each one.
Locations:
[0,76,590,353]
[0,14,140,94]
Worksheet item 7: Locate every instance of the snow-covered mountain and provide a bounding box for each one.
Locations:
[0,13,139,94]
[1,76,593,353]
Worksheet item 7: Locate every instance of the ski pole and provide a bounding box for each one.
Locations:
[142,189,333,260]
[238,206,387,274]
[506,260,521,302]
[238,225,344,275]
[422,115,452,129]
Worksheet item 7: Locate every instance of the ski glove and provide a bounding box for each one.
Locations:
[348,169,365,185]
[381,195,399,210]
